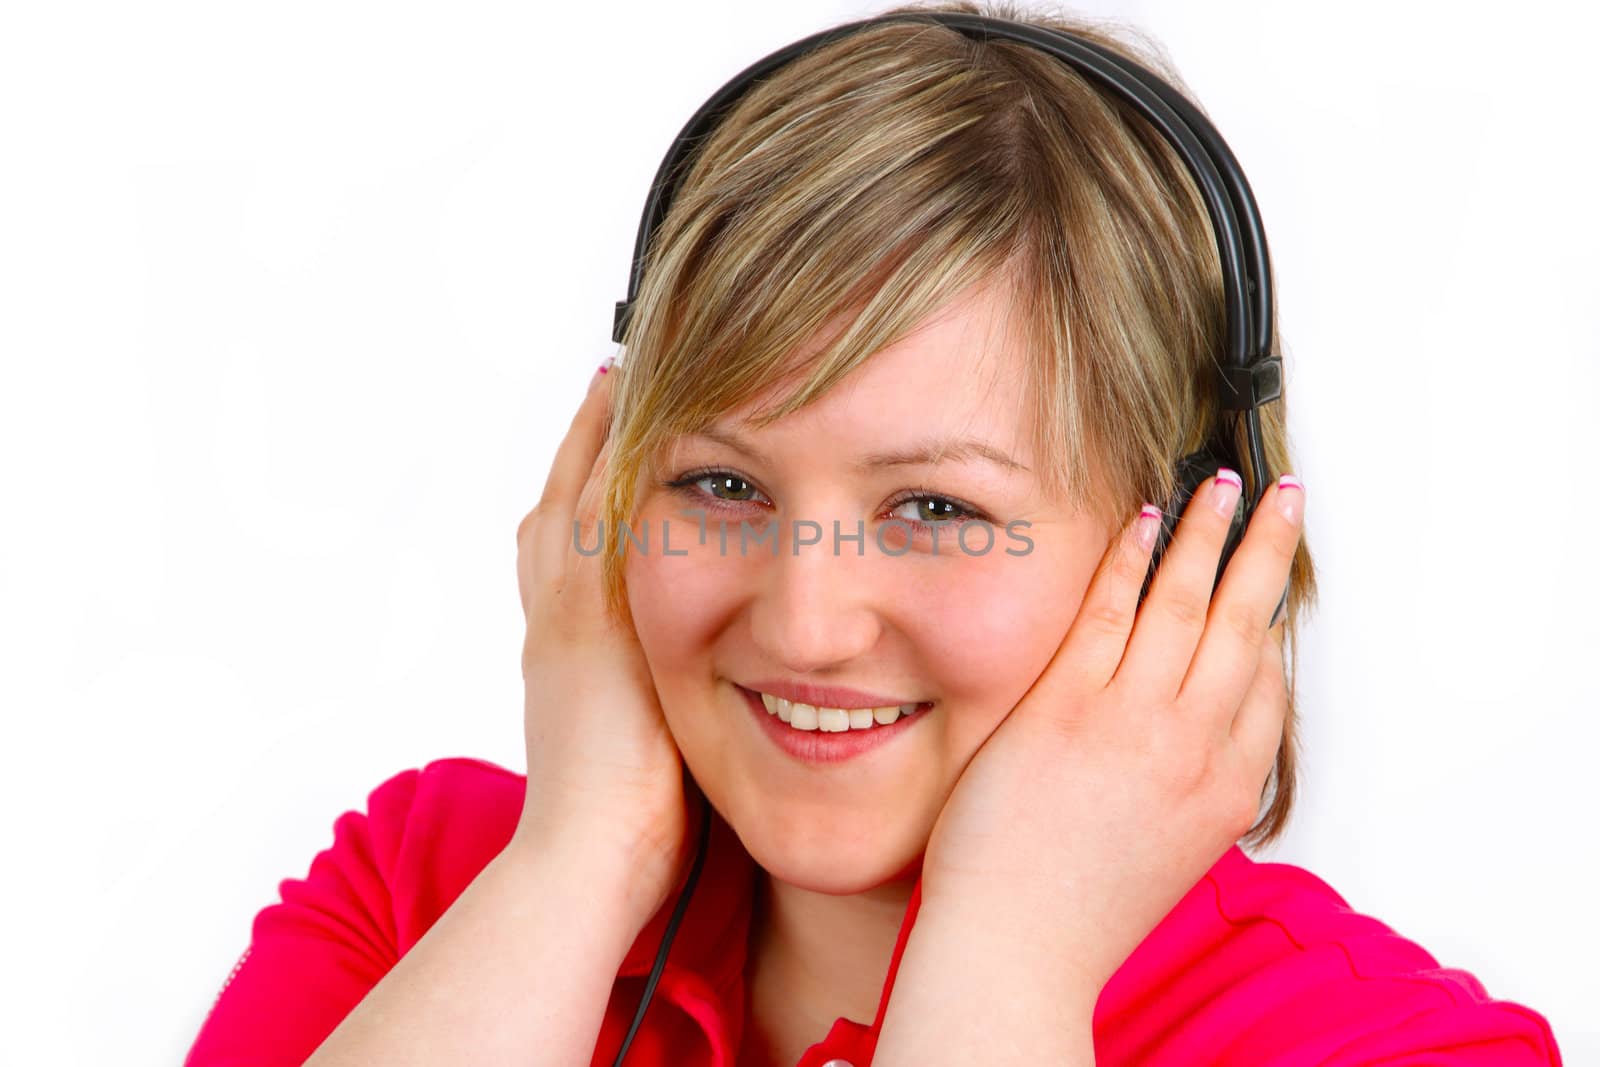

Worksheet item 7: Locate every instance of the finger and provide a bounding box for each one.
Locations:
[538,353,616,511]
[1176,477,1303,722]
[569,431,616,571]
[517,356,616,611]
[532,430,618,633]
[1116,468,1243,701]
[1227,622,1288,785]
[534,358,618,575]
[1054,503,1163,694]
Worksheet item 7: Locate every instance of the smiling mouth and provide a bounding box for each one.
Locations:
[738,684,934,732]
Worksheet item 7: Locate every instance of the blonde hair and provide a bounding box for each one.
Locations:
[594,0,1318,850]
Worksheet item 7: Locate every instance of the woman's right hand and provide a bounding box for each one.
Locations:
[510,353,700,929]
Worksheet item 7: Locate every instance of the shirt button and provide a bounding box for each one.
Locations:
[820,1060,855,1067]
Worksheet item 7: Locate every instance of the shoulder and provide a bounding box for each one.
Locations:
[341,755,527,953]
[1095,846,1564,1065]
[355,753,525,842]
[184,756,529,1065]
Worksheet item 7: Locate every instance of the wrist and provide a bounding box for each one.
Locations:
[915,881,1107,1011]
[876,887,1100,1065]
[500,822,665,939]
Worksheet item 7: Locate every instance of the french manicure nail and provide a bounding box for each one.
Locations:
[1136,503,1162,551]
[1277,473,1304,523]
[1212,467,1242,517]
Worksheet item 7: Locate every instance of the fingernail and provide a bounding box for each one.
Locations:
[1276,474,1304,524]
[589,353,614,389]
[1211,467,1242,517]
[1136,503,1162,551]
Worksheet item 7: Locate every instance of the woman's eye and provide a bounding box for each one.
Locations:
[701,472,761,503]
[662,469,769,509]
[887,494,979,527]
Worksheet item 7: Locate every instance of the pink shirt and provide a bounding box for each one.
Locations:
[183,756,1564,1065]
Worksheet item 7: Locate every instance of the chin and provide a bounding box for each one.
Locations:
[729,801,927,893]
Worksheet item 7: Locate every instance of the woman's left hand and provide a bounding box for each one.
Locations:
[917,470,1305,999]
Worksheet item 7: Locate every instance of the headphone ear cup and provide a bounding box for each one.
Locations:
[1139,448,1246,610]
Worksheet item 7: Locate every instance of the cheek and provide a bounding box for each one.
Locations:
[625,543,725,663]
[622,506,755,697]
[909,533,1098,719]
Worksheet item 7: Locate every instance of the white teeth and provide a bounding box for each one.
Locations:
[758,690,926,732]
[817,706,849,732]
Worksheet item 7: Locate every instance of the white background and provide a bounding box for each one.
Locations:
[2,0,1594,1063]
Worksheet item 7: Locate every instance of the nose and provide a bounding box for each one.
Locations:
[747,524,883,674]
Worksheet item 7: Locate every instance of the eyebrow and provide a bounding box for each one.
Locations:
[688,427,1030,474]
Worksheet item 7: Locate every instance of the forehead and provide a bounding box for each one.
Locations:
[717,277,1033,453]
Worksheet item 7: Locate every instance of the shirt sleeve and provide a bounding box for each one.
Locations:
[1189,852,1567,1067]
[182,766,421,1067]
[1315,993,1565,1066]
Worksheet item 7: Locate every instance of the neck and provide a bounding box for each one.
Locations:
[741,867,916,1061]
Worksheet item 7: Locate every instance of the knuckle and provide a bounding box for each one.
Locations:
[1115,537,1149,582]
[1222,599,1264,649]
[517,505,543,544]
[1081,595,1130,637]
[1160,588,1208,629]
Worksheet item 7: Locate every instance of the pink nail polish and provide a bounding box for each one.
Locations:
[1212,467,1242,517]
[1276,474,1304,523]
[1136,504,1162,551]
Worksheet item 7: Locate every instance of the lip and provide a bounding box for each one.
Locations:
[737,683,933,765]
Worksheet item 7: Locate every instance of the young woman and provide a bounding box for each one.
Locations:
[183,3,1564,1065]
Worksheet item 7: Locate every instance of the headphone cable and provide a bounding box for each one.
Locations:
[610,778,713,1066]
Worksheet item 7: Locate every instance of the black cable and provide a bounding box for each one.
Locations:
[609,779,713,1067]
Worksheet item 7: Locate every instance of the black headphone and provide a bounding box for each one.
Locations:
[604,12,1290,1064]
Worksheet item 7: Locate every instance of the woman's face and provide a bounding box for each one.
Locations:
[624,278,1118,894]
